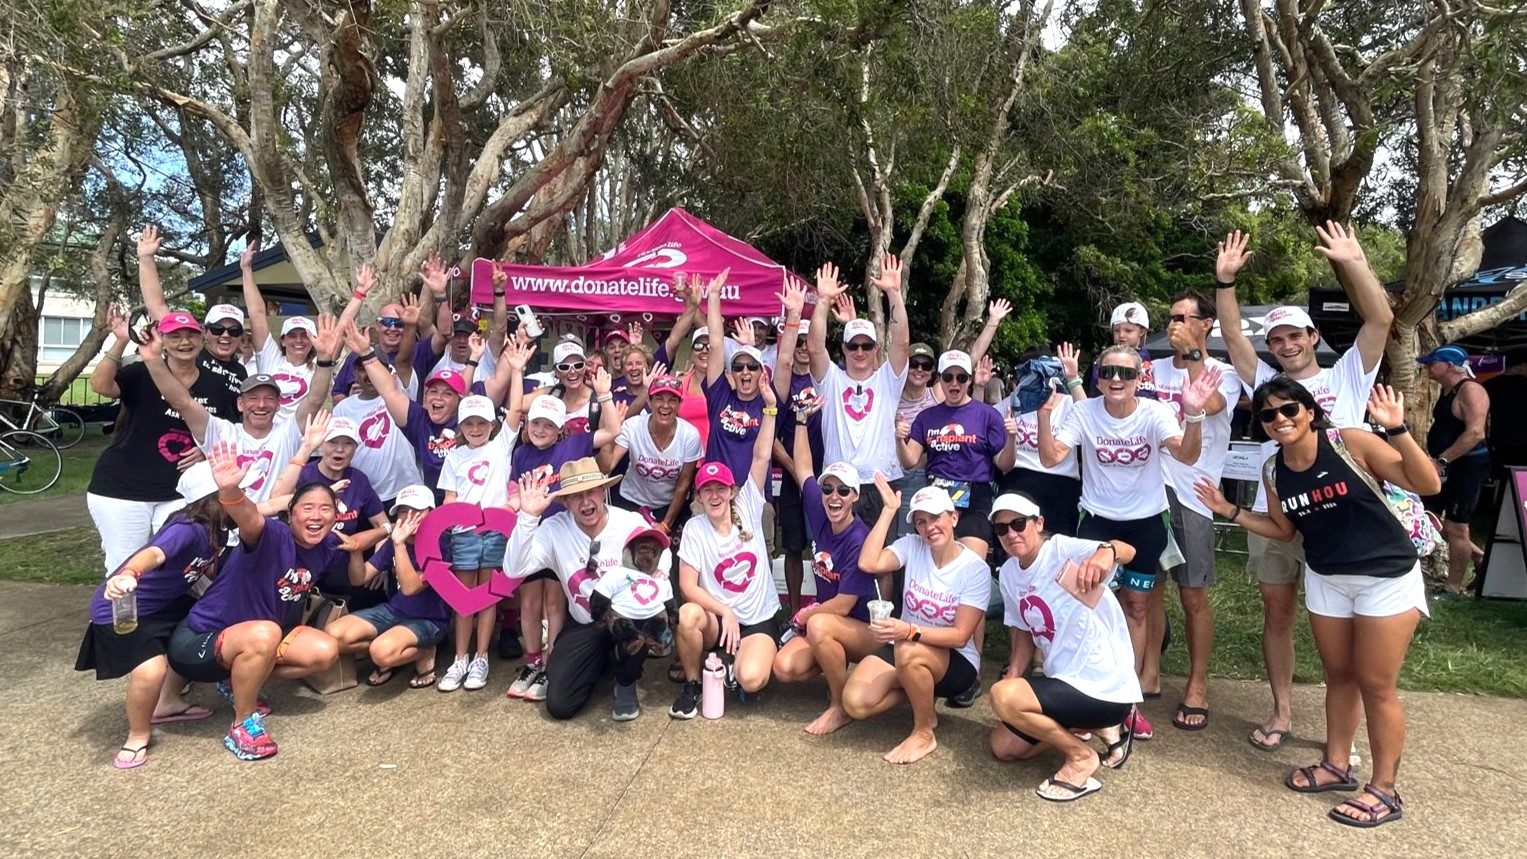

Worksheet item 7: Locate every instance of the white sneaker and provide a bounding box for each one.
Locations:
[525,669,550,702]
[437,656,469,693]
[506,664,538,699]
[463,654,490,691]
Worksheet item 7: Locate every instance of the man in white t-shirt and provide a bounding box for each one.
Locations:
[807,257,910,525]
[1215,223,1390,751]
[331,363,425,505]
[1148,290,1244,730]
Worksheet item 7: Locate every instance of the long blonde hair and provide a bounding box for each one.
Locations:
[729,499,754,542]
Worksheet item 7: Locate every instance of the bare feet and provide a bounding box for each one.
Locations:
[805,705,854,736]
[883,728,938,764]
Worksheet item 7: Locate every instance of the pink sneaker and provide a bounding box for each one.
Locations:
[223,713,278,761]
[1126,706,1154,741]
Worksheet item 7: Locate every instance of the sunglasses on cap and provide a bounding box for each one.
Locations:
[377,317,405,329]
[1168,313,1208,324]
[206,324,244,337]
[991,516,1036,536]
[909,359,935,372]
[941,371,969,384]
[1097,365,1139,381]
[821,483,855,497]
[556,361,585,373]
[731,361,762,373]
[1256,403,1302,423]
[844,341,876,353]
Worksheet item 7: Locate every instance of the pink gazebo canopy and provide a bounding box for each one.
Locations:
[469,208,811,318]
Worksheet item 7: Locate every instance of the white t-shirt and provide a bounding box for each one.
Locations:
[506,507,666,625]
[677,479,780,625]
[615,415,703,508]
[433,349,497,385]
[1001,396,1079,478]
[594,567,674,621]
[331,393,425,501]
[196,415,302,503]
[438,429,516,508]
[999,535,1141,704]
[256,335,317,423]
[887,535,990,671]
[1151,358,1244,519]
[1054,398,1182,520]
[1249,346,1378,511]
[816,360,908,483]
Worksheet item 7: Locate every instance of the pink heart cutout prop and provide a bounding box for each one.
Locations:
[416,502,523,615]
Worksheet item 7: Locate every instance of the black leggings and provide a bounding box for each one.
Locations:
[543,619,648,720]
[1003,676,1134,744]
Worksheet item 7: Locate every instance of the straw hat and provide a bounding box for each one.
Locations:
[549,457,623,499]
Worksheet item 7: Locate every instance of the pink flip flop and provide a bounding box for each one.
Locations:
[151,705,213,725]
[113,745,148,770]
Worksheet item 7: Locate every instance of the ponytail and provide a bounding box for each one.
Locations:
[730,501,753,542]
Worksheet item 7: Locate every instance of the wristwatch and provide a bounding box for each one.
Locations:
[1182,349,1204,362]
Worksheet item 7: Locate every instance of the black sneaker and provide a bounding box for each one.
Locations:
[498,631,524,661]
[669,681,701,720]
[946,679,983,709]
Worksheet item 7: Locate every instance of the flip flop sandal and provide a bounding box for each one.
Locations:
[1329,784,1403,828]
[1285,760,1359,794]
[1036,777,1102,802]
[113,745,149,770]
[151,705,213,725]
[1102,728,1134,770]
[667,660,686,683]
[1142,691,1162,701]
[1249,727,1289,752]
[365,668,395,687]
[408,667,437,689]
[1172,703,1209,731]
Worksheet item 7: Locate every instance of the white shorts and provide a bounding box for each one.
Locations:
[1303,564,1430,619]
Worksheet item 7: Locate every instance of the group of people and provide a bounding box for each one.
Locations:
[76,221,1454,827]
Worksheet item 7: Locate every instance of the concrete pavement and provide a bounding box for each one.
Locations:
[3,580,1524,858]
[0,492,90,538]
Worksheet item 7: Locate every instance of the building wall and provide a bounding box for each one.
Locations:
[34,284,103,375]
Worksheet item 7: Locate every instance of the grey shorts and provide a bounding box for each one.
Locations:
[1247,531,1304,586]
[1166,490,1216,588]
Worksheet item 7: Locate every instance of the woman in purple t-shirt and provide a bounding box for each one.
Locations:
[75,462,233,769]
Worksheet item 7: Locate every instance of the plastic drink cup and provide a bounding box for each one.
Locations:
[866,599,894,626]
[112,591,138,635]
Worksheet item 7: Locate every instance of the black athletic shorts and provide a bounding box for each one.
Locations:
[166,620,233,683]
[873,643,978,699]
[777,476,809,555]
[1077,509,1171,591]
[1003,676,1134,744]
[1424,454,1490,524]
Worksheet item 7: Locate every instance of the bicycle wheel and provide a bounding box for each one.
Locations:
[0,430,63,494]
[41,407,86,449]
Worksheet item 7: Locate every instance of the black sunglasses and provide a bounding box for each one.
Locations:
[207,324,244,337]
[909,359,934,371]
[844,341,876,352]
[821,483,855,497]
[556,361,585,373]
[731,361,761,373]
[992,516,1036,536]
[692,341,710,352]
[1256,403,1302,423]
[1097,365,1139,381]
[1168,313,1209,324]
[941,371,970,384]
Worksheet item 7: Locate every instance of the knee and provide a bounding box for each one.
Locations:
[1180,588,1209,613]
[677,602,706,631]
[521,586,544,612]
[545,698,579,721]
[804,612,839,645]
[989,726,1026,761]
[737,662,771,693]
[987,678,1023,714]
[1121,595,1149,623]
[367,639,400,668]
[841,685,873,720]
[308,634,340,669]
[245,621,283,654]
[129,655,168,686]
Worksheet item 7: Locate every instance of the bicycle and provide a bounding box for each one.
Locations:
[0,389,86,449]
[0,429,62,494]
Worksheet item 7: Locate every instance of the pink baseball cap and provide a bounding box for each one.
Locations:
[694,461,737,490]
[424,368,466,396]
[605,329,632,345]
[158,312,202,334]
[648,375,684,399]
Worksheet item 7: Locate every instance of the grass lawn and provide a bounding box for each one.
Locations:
[0,527,103,585]
[0,434,111,504]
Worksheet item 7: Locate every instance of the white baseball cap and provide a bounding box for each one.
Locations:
[280,316,317,337]
[390,484,437,515]
[323,417,361,443]
[988,493,1042,521]
[730,345,765,367]
[842,319,878,344]
[526,395,567,428]
[1109,302,1149,330]
[744,316,769,329]
[819,462,860,491]
[457,395,496,424]
[692,326,711,345]
[204,304,246,326]
[175,461,255,504]
[905,485,956,523]
[1264,305,1315,334]
[552,341,586,364]
[938,350,972,374]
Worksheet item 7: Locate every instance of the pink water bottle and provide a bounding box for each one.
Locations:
[701,653,725,719]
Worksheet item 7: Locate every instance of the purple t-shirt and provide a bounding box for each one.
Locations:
[89,520,219,624]
[512,432,595,517]
[401,400,458,489]
[702,374,764,485]
[778,372,825,486]
[297,462,383,535]
[187,519,348,633]
[370,541,449,624]
[334,340,436,398]
[910,400,1008,483]
[802,478,876,622]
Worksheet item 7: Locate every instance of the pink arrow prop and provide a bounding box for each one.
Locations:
[416,502,524,616]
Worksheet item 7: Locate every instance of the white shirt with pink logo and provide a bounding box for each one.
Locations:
[615,415,703,508]
[196,415,302,503]
[438,430,516,509]
[678,479,780,625]
[331,394,424,501]
[507,507,663,625]
[999,535,1140,704]
[1151,357,1244,519]
[1054,398,1183,520]
[1001,395,1079,478]
[887,535,990,671]
[816,360,908,483]
[1250,346,1377,512]
[256,335,316,424]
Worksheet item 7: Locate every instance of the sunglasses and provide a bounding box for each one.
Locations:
[845,341,876,352]
[377,317,405,329]
[821,483,855,497]
[692,341,710,352]
[909,359,935,372]
[1256,403,1302,423]
[556,361,585,373]
[731,362,762,373]
[1097,365,1140,381]
[1168,313,1208,324]
[941,372,970,384]
[992,516,1035,536]
[206,324,243,337]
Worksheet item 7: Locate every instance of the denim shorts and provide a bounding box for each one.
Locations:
[350,604,448,649]
[449,527,508,571]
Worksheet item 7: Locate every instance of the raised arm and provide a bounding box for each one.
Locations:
[968,299,1011,369]
[345,320,411,425]
[239,243,271,348]
[269,412,329,501]
[591,368,626,449]
[487,338,532,410]
[1035,392,1072,469]
[488,268,509,357]
[703,268,731,387]
[419,254,450,351]
[873,254,910,372]
[808,263,841,382]
[749,382,779,491]
[663,274,700,359]
[1213,231,1260,384]
[336,264,375,332]
[1163,368,1221,466]
[209,440,266,546]
[389,512,428,595]
[1057,343,1088,402]
[774,280,806,400]
[296,314,342,426]
[138,328,211,441]
[135,226,172,320]
[995,412,1019,472]
[857,474,906,574]
[91,303,131,399]
[896,417,925,469]
[1347,385,1443,496]
[1314,221,1393,374]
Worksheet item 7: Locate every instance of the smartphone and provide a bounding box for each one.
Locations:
[1056,560,1105,609]
[515,304,543,338]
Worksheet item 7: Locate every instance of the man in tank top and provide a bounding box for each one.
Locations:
[1417,345,1490,596]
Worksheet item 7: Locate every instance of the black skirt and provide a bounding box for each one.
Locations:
[74,596,195,681]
